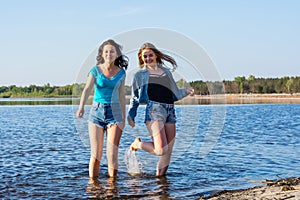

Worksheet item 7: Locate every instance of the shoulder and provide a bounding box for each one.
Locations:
[133,68,147,77]
[91,65,98,70]
[119,67,126,78]
[135,69,149,82]
[88,65,100,77]
[121,67,126,73]
[160,65,170,71]
[160,66,172,75]
[132,69,148,85]
[90,65,100,74]
[118,67,125,74]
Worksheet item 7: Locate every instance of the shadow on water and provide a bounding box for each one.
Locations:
[86,175,172,199]
[0,98,74,106]
[0,98,85,106]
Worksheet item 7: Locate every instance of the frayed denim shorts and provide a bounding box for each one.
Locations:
[145,100,176,124]
[88,101,123,129]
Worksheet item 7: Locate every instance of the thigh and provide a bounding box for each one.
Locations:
[106,124,123,147]
[164,123,176,144]
[146,120,168,148]
[88,122,105,157]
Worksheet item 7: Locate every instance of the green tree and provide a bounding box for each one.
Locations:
[234,76,246,93]
[247,75,256,81]
[285,78,293,94]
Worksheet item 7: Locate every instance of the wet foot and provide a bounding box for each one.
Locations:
[88,177,100,185]
[130,137,141,151]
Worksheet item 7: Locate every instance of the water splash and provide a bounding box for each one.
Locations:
[124,148,142,176]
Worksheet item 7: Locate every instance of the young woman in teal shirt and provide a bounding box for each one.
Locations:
[76,39,127,179]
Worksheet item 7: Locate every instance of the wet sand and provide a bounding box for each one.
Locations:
[202,177,300,200]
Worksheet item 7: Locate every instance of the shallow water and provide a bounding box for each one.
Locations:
[1,104,299,199]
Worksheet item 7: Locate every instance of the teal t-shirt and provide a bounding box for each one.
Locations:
[89,66,126,104]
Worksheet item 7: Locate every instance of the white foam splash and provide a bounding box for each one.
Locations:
[124,148,142,175]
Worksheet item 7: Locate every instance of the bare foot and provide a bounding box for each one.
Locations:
[88,177,100,185]
[130,137,141,151]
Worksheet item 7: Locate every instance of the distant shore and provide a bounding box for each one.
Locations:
[1,93,299,105]
[192,93,300,99]
[202,177,300,200]
[206,93,300,98]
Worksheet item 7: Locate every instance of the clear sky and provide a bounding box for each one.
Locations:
[1,0,299,86]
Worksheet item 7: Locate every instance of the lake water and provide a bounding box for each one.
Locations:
[1,103,299,199]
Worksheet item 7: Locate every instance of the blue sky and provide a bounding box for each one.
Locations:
[0,0,299,86]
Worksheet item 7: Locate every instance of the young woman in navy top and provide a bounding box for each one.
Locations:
[128,42,194,176]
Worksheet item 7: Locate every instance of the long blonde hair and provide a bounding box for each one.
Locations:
[137,42,177,71]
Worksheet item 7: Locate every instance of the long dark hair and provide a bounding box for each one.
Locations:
[96,39,128,70]
[137,42,177,71]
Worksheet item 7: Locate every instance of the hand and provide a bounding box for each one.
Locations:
[76,107,84,118]
[186,88,195,96]
[128,120,135,128]
[118,122,125,130]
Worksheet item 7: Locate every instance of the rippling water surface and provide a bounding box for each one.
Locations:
[1,104,299,199]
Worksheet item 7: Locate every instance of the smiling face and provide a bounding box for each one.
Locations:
[102,44,118,64]
[141,48,157,68]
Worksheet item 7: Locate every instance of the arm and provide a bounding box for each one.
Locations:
[166,68,194,101]
[127,75,140,127]
[185,88,195,96]
[119,79,126,122]
[76,74,95,118]
[175,87,194,101]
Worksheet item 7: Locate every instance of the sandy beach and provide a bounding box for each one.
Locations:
[201,177,300,200]
[174,93,300,104]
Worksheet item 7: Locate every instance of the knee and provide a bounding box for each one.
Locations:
[106,149,118,160]
[154,146,169,156]
[90,155,101,163]
[91,151,102,161]
[106,151,118,168]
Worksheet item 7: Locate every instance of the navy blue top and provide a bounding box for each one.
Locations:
[127,66,187,122]
[147,75,174,104]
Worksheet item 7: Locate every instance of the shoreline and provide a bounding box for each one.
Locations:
[0,94,299,105]
[176,93,300,105]
[200,93,300,99]
[202,177,300,200]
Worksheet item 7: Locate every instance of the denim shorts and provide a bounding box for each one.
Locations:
[88,102,123,129]
[145,100,176,124]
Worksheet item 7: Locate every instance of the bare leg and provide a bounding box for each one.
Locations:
[156,123,176,176]
[131,121,168,156]
[106,123,123,177]
[88,122,104,178]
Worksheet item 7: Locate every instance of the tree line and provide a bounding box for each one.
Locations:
[188,76,300,95]
[0,76,299,98]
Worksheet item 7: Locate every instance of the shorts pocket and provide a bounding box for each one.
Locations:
[92,104,99,111]
[149,103,167,121]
